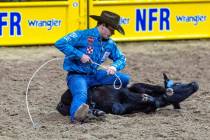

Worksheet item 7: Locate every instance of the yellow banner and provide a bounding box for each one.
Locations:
[0,1,81,46]
[89,0,210,41]
[1,0,210,45]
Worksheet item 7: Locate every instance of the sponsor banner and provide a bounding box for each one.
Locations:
[0,1,81,46]
[1,0,210,45]
[89,0,210,41]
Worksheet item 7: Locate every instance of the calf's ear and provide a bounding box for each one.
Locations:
[163,73,169,81]
[163,73,169,88]
[163,73,174,88]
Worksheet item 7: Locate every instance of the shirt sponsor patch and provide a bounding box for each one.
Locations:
[64,32,78,41]
[86,46,94,54]
[87,37,94,44]
[101,51,110,62]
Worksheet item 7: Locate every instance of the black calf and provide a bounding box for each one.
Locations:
[57,74,199,116]
[88,86,157,114]
[128,74,199,110]
[57,85,157,116]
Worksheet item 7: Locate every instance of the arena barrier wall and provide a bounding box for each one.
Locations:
[89,0,210,41]
[0,0,87,46]
[0,0,210,46]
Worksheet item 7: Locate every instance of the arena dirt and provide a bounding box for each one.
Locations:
[0,40,210,140]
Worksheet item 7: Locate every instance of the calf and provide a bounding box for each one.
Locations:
[56,74,199,116]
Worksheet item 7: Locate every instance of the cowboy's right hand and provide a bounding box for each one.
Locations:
[80,54,91,63]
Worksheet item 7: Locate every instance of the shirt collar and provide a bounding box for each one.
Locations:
[90,27,100,39]
[93,27,111,42]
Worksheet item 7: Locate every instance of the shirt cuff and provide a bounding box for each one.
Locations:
[74,48,84,59]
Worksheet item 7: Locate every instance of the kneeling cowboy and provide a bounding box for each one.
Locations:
[55,11,130,122]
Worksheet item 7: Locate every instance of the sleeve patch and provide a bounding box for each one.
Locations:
[64,32,78,41]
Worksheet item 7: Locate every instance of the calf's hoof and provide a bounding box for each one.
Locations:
[56,101,70,116]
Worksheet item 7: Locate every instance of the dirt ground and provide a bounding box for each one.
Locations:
[0,39,210,140]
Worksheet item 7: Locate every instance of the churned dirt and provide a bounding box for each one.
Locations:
[0,40,210,140]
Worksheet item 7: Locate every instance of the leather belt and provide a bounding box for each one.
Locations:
[68,71,89,75]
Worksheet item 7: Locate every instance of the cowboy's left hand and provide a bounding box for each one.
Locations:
[107,66,117,75]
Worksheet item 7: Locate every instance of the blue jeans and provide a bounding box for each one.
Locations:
[66,70,130,121]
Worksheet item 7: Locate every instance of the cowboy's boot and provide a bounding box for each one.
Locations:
[74,104,89,122]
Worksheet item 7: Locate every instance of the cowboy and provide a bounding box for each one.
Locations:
[54,11,130,122]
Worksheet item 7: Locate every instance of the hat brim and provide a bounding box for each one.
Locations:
[90,15,125,35]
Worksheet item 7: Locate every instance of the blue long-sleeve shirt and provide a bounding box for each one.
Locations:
[54,27,126,74]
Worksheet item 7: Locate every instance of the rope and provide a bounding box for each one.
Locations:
[25,57,122,128]
[90,60,122,89]
[25,57,63,128]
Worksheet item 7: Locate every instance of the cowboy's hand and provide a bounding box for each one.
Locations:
[80,54,91,63]
[107,66,117,75]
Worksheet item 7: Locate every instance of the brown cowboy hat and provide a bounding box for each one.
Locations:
[90,10,125,35]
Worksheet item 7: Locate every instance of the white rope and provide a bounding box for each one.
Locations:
[91,61,122,89]
[25,57,122,128]
[25,57,63,128]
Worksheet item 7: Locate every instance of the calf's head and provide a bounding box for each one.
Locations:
[163,73,199,107]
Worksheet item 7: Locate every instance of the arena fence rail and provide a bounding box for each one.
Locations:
[0,0,210,46]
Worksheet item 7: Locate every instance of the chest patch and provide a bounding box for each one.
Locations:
[87,37,94,44]
[86,46,94,54]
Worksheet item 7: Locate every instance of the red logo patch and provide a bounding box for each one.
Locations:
[88,37,94,44]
